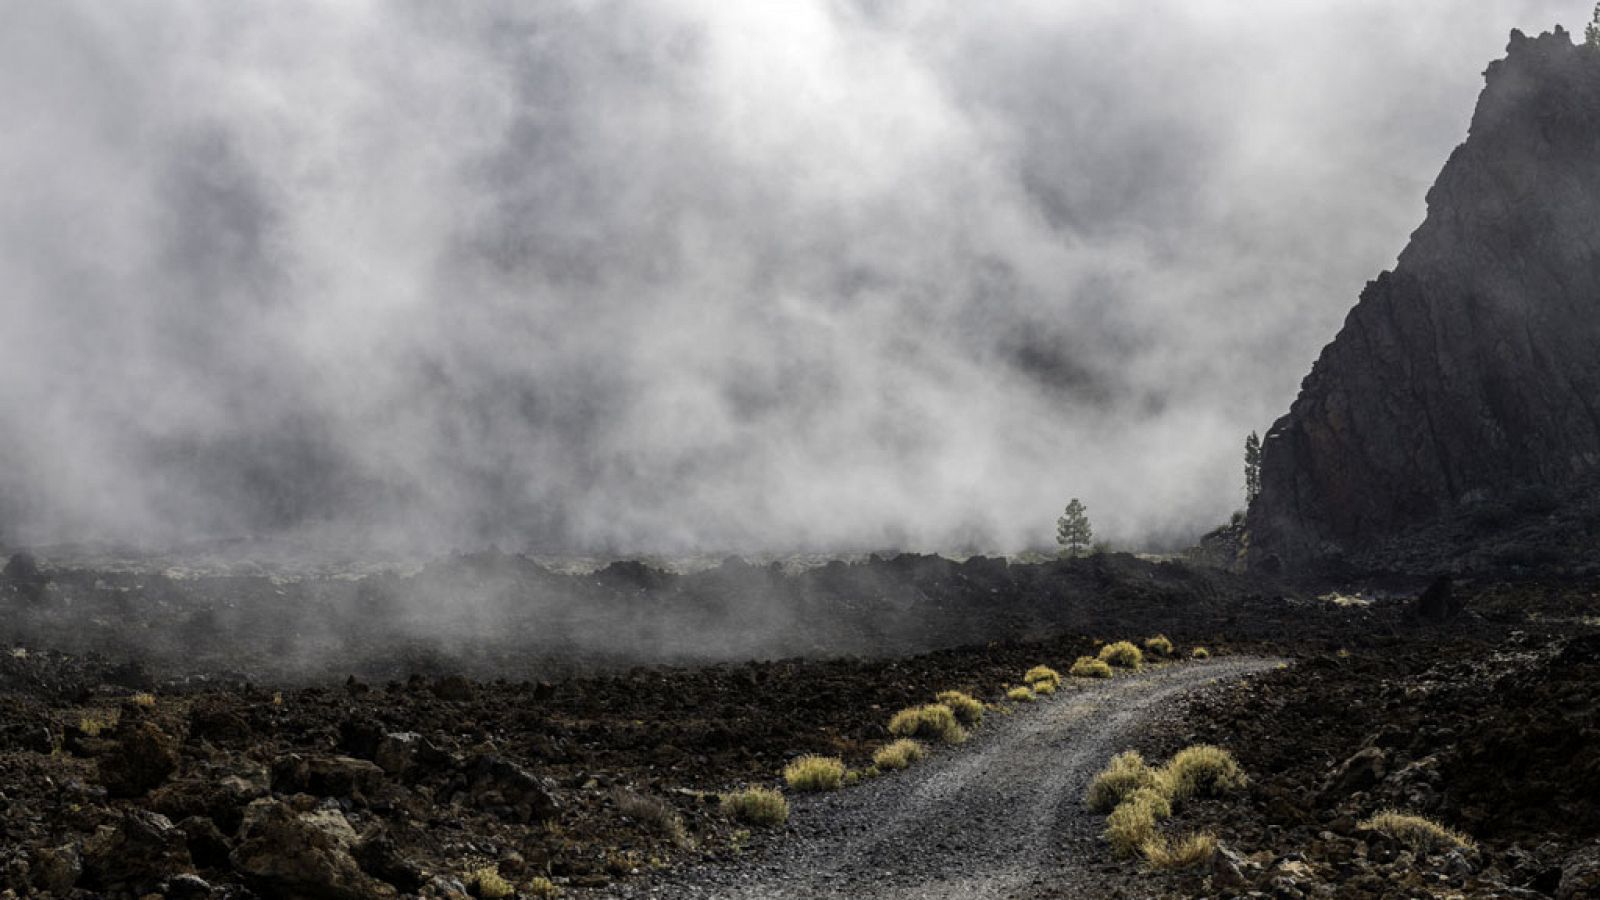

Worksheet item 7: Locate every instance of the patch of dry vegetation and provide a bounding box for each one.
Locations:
[1358,811,1475,852]
[1142,831,1218,870]
[466,865,514,899]
[935,690,984,726]
[888,704,968,744]
[613,789,692,847]
[1069,656,1113,679]
[1105,788,1171,856]
[783,755,846,792]
[1143,635,1174,657]
[1024,665,1062,690]
[721,787,789,826]
[872,739,926,771]
[1098,641,1144,670]
[1005,686,1035,703]
[1159,745,1246,802]
[1086,750,1156,812]
[526,876,562,897]
[1191,647,1210,659]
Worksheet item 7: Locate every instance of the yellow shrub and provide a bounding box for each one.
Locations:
[1006,686,1035,703]
[1069,657,1113,679]
[935,690,985,726]
[467,866,514,899]
[129,692,157,708]
[888,704,968,744]
[1358,811,1475,852]
[783,755,845,792]
[1143,831,1218,870]
[1098,641,1144,669]
[1191,647,1210,660]
[1144,635,1174,657]
[1158,745,1245,802]
[1032,680,1057,696]
[872,739,925,771]
[1086,750,1156,812]
[721,787,789,826]
[1024,665,1061,689]
[527,877,562,897]
[1104,789,1170,857]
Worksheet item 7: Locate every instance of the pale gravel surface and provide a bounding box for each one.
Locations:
[608,656,1282,900]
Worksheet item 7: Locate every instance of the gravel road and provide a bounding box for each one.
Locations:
[609,656,1282,899]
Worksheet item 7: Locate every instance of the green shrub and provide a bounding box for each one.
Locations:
[721,787,789,826]
[936,690,984,726]
[1098,641,1144,670]
[1358,811,1475,852]
[783,755,845,792]
[872,739,926,771]
[1086,751,1157,813]
[1143,831,1218,870]
[1158,745,1245,802]
[1069,656,1113,679]
[1144,635,1174,657]
[889,704,967,744]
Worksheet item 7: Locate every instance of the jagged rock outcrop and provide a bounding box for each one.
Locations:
[1250,27,1600,572]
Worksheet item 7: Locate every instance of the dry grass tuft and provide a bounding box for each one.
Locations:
[872,739,926,772]
[783,755,846,792]
[935,690,985,726]
[1104,788,1171,857]
[1024,665,1062,689]
[129,692,157,708]
[1005,685,1036,703]
[1098,641,1144,670]
[467,865,514,899]
[1143,635,1174,657]
[526,876,562,897]
[1158,745,1246,802]
[1142,831,1218,870]
[721,787,790,826]
[1358,810,1475,853]
[1070,656,1113,679]
[1032,680,1057,696]
[1086,750,1157,812]
[1191,647,1210,660]
[613,789,692,847]
[888,704,968,744]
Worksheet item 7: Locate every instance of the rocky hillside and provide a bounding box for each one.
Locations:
[1250,27,1600,573]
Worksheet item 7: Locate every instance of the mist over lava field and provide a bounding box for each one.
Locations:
[0,1,1580,558]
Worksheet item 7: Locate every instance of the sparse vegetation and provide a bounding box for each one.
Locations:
[1358,810,1475,852]
[1143,635,1173,658]
[467,865,514,899]
[1006,685,1036,703]
[1056,498,1094,557]
[526,877,562,897]
[888,704,967,744]
[1158,745,1246,802]
[1086,750,1157,812]
[1098,641,1144,670]
[1191,646,1210,660]
[936,690,985,726]
[1142,831,1219,870]
[1070,656,1113,678]
[1024,665,1061,689]
[77,713,116,737]
[1104,787,1170,856]
[129,692,156,708]
[873,739,926,771]
[613,789,691,847]
[783,754,846,792]
[721,787,789,826]
[1032,680,1056,695]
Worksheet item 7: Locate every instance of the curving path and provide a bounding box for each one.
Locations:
[608,656,1282,899]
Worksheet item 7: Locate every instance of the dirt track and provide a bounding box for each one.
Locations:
[612,657,1281,899]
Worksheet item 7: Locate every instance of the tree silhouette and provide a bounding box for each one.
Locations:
[1056,498,1093,557]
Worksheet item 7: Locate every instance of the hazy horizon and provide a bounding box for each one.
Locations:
[0,1,1587,556]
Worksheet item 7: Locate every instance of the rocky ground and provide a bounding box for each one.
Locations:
[1,554,1597,898]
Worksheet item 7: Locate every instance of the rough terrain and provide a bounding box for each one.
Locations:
[609,658,1279,899]
[1251,27,1600,573]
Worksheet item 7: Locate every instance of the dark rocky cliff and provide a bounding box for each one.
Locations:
[1250,27,1600,572]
